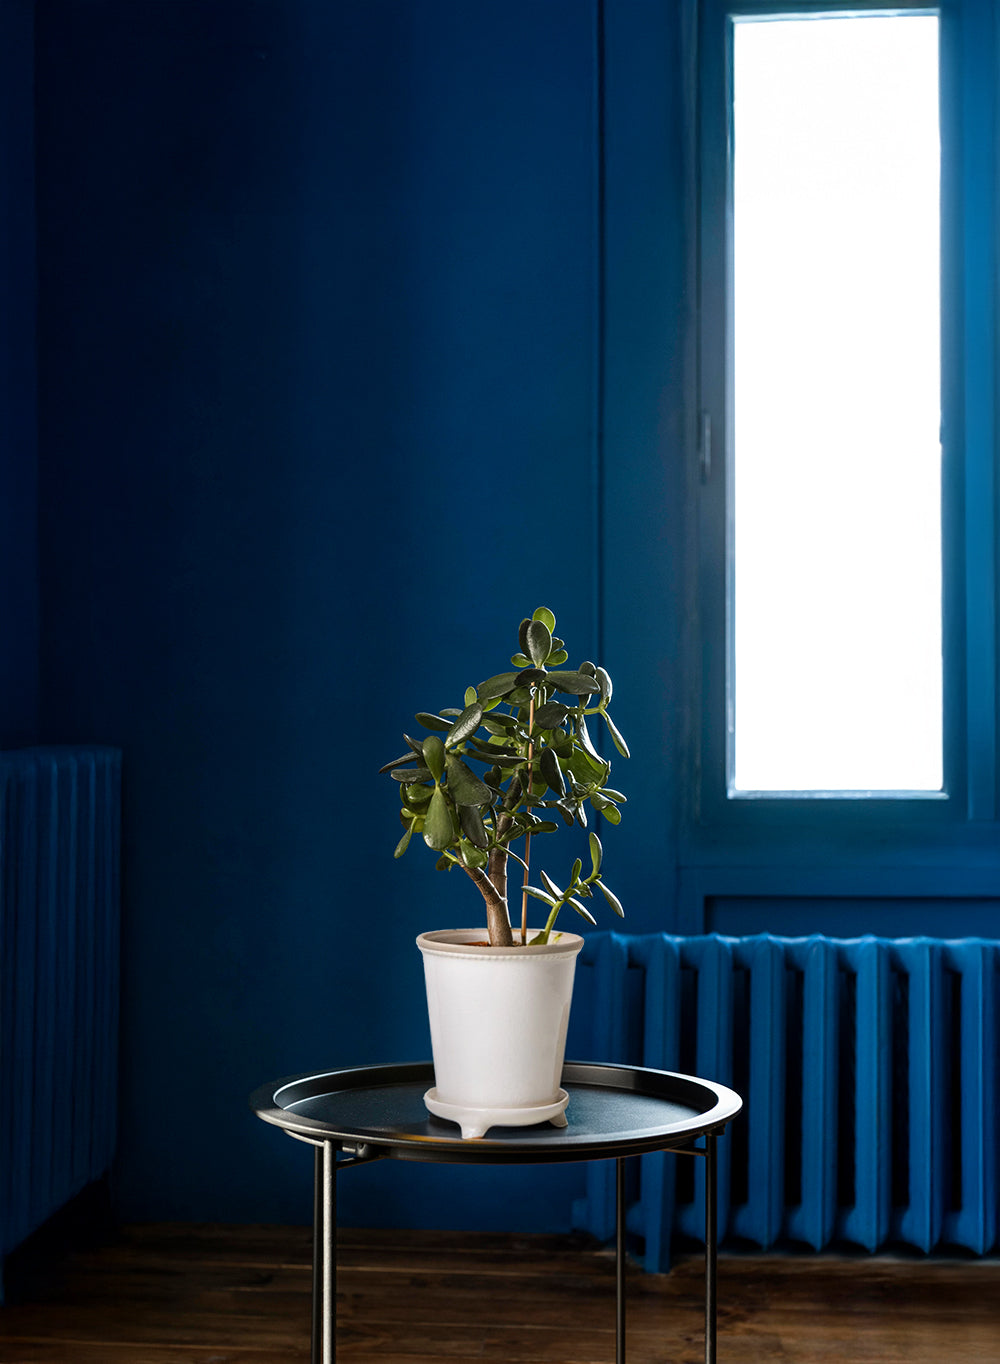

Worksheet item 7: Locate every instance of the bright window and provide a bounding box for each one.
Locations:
[730,14,942,794]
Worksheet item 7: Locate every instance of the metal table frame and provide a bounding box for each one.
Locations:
[251,1061,742,1364]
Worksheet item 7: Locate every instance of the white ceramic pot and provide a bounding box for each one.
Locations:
[416,928,584,1139]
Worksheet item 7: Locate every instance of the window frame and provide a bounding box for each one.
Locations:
[688,0,998,862]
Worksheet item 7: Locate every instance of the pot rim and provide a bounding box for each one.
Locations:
[416,927,584,957]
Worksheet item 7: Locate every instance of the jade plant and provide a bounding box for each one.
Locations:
[381,607,627,947]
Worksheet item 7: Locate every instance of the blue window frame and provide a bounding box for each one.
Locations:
[688,0,999,870]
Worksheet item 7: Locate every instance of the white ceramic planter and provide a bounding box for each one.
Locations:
[416,928,584,1139]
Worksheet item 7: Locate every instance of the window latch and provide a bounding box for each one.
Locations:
[699,412,712,484]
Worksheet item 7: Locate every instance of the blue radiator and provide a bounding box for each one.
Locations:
[571,932,999,1269]
[0,747,121,1296]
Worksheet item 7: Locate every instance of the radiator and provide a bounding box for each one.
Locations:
[0,747,121,1294]
[570,932,999,1270]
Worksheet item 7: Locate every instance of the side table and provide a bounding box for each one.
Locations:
[251,1060,742,1364]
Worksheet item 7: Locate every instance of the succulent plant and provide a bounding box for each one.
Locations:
[381,607,627,947]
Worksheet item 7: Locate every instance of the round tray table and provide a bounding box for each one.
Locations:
[251,1060,742,1364]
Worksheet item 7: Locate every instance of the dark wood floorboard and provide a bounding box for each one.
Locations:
[1,1225,998,1363]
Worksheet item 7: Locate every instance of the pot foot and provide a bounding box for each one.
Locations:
[423,1087,570,1139]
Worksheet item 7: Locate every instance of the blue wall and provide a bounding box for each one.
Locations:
[34,0,688,1228]
[17,0,995,1234]
[0,0,38,747]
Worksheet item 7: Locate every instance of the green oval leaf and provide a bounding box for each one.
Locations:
[445,752,493,806]
[578,660,597,677]
[524,884,558,907]
[540,869,563,900]
[405,783,433,807]
[589,832,603,876]
[570,857,582,884]
[596,879,625,916]
[539,745,566,797]
[379,751,420,775]
[416,712,451,732]
[547,670,601,695]
[459,803,490,848]
[466,750,523,768]
[390,766,432,782]
[569,896,597,925]
[486,740,523,758]
[464,685,478,707]
[422,735,445,782]
[596,666,613,705]
[567,747,609,784]
[445,702,484,749]
[483,712,520,733]
[601,711,631,759]
[394,823,414,858]
[510,652,532,668]
[532,606,557,632]
[459,839,488,870]
[518,617,532,656]
[423,786,455,851]
[534,700,569,729]
[575,715,602,761]
[601,804,622,825]
[546,649,569,666]
[477,671,520,701]
[466,735,518,757]
[525,619,553,667]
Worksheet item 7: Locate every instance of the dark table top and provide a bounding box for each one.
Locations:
[250,1061,743,1165]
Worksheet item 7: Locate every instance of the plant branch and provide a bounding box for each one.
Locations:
[501,774,523,813]
[520,691,537,946]
[459,862,514,947]
[488,850,507,905]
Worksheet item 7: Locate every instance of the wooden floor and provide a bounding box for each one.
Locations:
[0,1223,998,1363]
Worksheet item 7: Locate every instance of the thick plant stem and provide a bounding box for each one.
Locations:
[485,897,515,947]
[460,863,514,947]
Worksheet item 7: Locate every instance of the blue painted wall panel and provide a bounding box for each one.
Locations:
[35,0,603,1227]
[0,0,39,747]
[709,898,1000,940]
[601,0,692,935]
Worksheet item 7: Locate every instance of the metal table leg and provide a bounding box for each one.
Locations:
[705,1131,717,1364]
[312,1147,322,1364]
[305,1131,721,1364]
[616,1157,627,1364]
[312,1142,337,1364]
